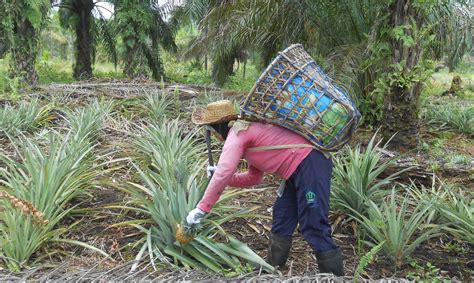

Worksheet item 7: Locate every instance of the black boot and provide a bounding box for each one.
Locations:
[268,233,292,268]
[315,248,344,276]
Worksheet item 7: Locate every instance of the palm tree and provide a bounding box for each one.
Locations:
[180,0,378,86]
[113,0,176,80]
[435,2,472,71]
[40,11,73,61]
[380,0,472,148]
[0,0,50,86]
[57,0,116,80]
[183,0,469,149]
[173,0,250,86]
[0,26,8,59]
[170,0,211,70]
[381,0,425,148]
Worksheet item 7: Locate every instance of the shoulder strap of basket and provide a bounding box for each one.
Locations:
[247,144,330,158]
[247,144,314,152]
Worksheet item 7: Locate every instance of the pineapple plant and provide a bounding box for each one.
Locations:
[0,103,112,271]
[124,119,274,273]
[0,100,51,138]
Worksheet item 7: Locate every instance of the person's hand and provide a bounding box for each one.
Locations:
[207,165,217,178]
[186,207,206,225]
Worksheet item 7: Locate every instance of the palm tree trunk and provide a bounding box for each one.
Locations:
[204,25,208,72]
[73,0,94,80]
[383,0,425,150]
[0,42,8,58]
[143,39,165,81]
[123,36,148,80]
[9,19,39,86]
[212,50,238,87]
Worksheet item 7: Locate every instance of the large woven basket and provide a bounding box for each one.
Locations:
[241,44,360,151]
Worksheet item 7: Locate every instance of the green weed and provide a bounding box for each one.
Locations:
[407,259,441,281]
[428,162,441,173]
[163,51,260,92]
[421,137,446,156]
[223,64,260,92]
[446,153,471,166]
[0,57,21,99]
[444,240,466,254]
[354,241,384,280]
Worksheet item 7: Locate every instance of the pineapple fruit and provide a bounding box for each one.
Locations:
[175,223,199,245]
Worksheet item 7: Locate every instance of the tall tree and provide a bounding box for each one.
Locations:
[378,0,468,148]
[58,0,115,80]
[173,0,249,86]
[113,0,176,80]
[0,22,8,58]
[381,0,428,148]
[0,0,50,86]
[59,0,94,80]
[184,0,469,148]
[437,2,472,71]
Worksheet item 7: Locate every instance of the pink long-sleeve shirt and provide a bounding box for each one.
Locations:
[197,122,313,213]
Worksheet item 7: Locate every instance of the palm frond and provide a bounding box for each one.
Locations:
[94,6,118,68]
[150,8,177,53]
[58,0,77,30]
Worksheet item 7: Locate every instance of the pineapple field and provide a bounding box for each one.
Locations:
[0,80,472,281]
[0,0,473,281]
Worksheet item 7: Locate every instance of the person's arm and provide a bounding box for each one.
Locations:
[228,166,264,187]
[197,130,246,213]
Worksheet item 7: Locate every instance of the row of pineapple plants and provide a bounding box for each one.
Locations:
[421,97,474,135]
[1,97,472,277]
[331,133,473,274]
[0,96,273,273]
[0,100,112,271]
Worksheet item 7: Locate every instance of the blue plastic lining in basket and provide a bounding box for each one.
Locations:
[242,44,360,151]
[269,74,331,120]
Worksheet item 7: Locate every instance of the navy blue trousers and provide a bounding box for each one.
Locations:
[271,150,337,253]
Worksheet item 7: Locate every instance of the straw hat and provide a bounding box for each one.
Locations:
[191,100,238,125]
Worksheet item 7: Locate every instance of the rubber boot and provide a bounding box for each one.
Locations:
[315,248,344,276]
[268,233,292,268]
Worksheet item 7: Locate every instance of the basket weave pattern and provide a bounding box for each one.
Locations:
[241,44,360,151]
